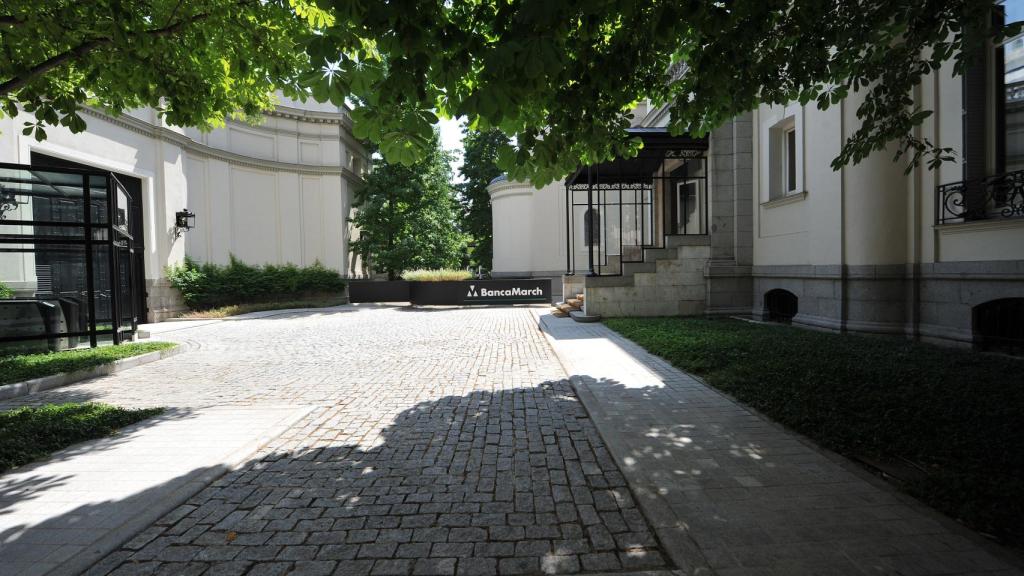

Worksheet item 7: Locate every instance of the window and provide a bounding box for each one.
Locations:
[768,116,799,200]
[965,1,1024,178]
[785,128,797,193]
[973,298,1024,354]
[764,289,798,323]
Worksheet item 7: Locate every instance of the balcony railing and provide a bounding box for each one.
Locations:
[936,169,1024,225]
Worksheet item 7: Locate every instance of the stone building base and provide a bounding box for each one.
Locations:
[146,279,187,323]
[752,261,1024,347]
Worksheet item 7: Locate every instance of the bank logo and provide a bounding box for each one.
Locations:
[465,284,545,299]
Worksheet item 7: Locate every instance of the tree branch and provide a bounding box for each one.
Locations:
[0,11,216,96]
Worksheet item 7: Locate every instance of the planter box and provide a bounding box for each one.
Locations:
[348,278,552,305]
[348,280,410,303]
[410,279,551,306]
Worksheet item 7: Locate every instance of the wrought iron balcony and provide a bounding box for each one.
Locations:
[936,169,1024,225]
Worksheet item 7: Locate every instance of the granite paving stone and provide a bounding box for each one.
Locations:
[4,306,664,575]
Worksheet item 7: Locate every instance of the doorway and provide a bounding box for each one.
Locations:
[30,153,148,323]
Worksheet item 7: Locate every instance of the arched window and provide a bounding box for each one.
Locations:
[764,289,798,323]
[973,298,1024,354]
[583,208,600,247]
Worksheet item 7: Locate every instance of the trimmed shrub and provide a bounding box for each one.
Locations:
[166,255,346,310]
[0,280,13,299]
[401,269,473,282]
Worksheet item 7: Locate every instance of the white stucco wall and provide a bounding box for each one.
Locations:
[0,101,367,320]
[753,59,1024,269]
[488,177,567,277]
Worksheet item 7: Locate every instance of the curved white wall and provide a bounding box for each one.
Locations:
[488,178,567,277]
[0,101,368,320]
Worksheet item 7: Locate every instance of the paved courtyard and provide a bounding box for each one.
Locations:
[1,305,668,576]
[1,304,1021,576]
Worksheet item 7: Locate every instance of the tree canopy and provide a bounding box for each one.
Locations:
[458,128,505,271]
[349,131,465,279]
[1,0,1016,184]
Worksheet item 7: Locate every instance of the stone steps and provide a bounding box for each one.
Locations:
[581,237,711,318]
[551,293,586,319]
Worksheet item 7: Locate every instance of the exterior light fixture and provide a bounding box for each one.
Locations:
[174,209,196,239]
[0,185,26,221]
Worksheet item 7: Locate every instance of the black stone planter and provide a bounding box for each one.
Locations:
[347,278,552,305]
[348,280,410,303]
[410,279,551,306]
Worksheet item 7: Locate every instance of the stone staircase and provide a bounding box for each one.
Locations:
[551,293,581,318]
[550,293,603,323]
[579,235,711,317]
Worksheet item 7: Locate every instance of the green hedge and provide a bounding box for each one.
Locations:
[166,256,346,310]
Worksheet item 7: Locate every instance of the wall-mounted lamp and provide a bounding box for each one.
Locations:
[0,184,27,221]
[173,209,196,239]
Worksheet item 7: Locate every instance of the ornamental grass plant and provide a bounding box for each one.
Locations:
[400,269,474,282]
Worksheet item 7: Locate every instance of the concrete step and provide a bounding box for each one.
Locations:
[570,310,602,323]
[584,274,634,288]
[622,261,656,275]
[665,234,711,249]
[641,246,679,261]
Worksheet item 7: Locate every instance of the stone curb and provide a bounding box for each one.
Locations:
[536,311,1024,574]
[161,303,355,323]
[0,344,186,402]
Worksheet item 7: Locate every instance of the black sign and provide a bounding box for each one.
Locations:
[410,279,552,306]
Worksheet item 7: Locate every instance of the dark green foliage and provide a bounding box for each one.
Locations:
[166,256,346,310]
[0,342,177,386]
[605,317,1024,546]
[0,1,330,142]
[350,130,467,280]
[4,1,1013,185]
[458,128,506,271]
[0,403,164,473]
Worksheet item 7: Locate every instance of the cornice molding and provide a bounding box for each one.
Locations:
[266,104,369,156]
[487,179,537,199]
[79,107,364,184]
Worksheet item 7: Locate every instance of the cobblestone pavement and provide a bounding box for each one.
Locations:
[3,305,670,576]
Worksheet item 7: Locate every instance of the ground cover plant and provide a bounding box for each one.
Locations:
[0,403,164,473]
[604,316,1024,547]
[166,256,346,310]
[0,342,177,386]
[176,296,348,319]
[401,269,474,282]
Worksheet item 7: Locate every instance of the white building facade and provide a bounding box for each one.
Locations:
[0,97,367,323]
[752,24,1024,347]
[492,19,1023,350]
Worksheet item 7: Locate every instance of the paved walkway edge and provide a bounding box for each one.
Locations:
[55,405,314,576]
[0,345,187,402]
[535,313,1024,576]
[571,375,717,576]
[536,316,713,574]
